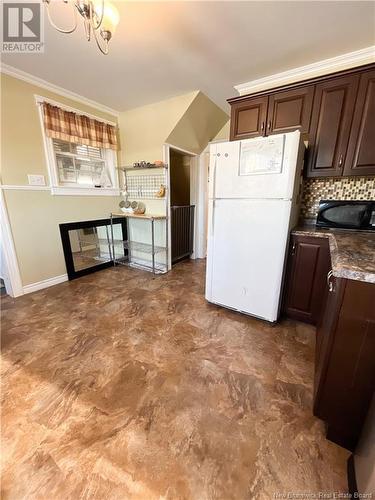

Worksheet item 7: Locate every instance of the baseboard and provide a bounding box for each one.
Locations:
[23,274,68,294]
[347,455,358,498]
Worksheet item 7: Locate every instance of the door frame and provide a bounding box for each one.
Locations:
[163,143,198,270]
[0,189,23,297]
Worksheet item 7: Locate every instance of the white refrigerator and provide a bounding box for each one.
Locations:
[205,130,305,323]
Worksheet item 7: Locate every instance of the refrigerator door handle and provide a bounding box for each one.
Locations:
[211,153,217,200]
[211,200,215,236]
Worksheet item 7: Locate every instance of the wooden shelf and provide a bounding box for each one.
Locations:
[118,165,167,171]
[111,212,166,220]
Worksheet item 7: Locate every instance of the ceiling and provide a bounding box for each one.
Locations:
[2,1,375,112]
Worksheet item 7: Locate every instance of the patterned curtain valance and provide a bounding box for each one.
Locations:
[42,102,118,150]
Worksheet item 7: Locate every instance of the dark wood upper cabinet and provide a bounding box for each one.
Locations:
[230,97,268,141]
[228,64,375,177]
[344,69,375,176]
[283,234,330,325]
[267,86,314,135]
[306,75,360,178]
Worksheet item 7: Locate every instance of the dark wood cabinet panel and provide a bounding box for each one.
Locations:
[283,235,330,325]
[314,274,345,408]
[228,64,375,178]
[230,97,268,141]
[314,277,375,450]
[267,86,314,135]
[306,75,360,178]
[344,69,375,176]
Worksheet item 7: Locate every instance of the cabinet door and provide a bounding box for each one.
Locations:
[344,69,375,176]
[230,97,268,141]
[283,235,331,325]
[306,75,359,177]
[314,279,375,450]
[267,86,314,135]
[314,274,345,411]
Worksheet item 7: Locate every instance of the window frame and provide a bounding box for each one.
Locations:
[36,95,120,196]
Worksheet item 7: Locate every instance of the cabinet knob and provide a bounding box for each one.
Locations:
[291,242,296,255]
[261,121,265,131]
[338,154,344,167]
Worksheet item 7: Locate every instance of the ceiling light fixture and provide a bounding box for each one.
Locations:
[43,0,120,55]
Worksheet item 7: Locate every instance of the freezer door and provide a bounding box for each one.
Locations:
[205,198,292,322]
[211,131,301,200]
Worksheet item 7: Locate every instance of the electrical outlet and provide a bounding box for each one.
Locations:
[27,174,46,186]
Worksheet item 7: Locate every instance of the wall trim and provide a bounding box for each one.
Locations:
[50,187,120,196]
[23,273,68,295]
[0,190,24,297]
[1,184,51,191]
[0,185,120,196]
[234,46,375,95]
[1,63,119,117]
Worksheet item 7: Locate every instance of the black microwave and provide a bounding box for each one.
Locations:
[316,200,375,230]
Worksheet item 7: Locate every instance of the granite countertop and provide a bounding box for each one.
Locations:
[292,225,375,284]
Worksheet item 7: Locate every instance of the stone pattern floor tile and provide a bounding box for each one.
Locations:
[1,260,348,499]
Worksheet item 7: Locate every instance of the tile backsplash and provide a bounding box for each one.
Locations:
[300,176,375,220]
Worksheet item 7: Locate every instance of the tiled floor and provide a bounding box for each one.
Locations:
[1,260,348,499]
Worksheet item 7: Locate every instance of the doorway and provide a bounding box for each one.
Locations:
[169,148,195,265]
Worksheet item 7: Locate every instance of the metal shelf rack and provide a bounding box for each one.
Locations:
[110,212,168,275]
[119,165,168,201]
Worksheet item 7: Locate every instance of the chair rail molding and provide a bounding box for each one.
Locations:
[234,46,375,96]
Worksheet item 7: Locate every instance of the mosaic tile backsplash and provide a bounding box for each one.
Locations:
[300,176,375,220]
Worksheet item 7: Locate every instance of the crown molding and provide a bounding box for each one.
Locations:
[234,46,375,96]
[1,64,120,117]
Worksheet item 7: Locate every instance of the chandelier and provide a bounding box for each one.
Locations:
[43,0,120,55]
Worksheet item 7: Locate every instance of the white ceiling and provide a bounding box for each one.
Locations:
[2,1,375,112]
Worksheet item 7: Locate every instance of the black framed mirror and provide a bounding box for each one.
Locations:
[59,218,127,280]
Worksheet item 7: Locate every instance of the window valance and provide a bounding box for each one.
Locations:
[42,102,118,150]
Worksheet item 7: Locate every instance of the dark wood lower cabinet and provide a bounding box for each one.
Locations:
[283,234,330,325]
[283,232,375,450]
[314,276,375,451]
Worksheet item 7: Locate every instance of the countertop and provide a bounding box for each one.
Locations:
[292,225,375,284]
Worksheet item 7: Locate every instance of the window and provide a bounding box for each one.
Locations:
[53,139,113,188]
[37,96,119,196]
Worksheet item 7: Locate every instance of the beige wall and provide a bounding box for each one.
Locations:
[212,120,230,142]
[1,74,117,185]
[4,191,120,284]
[118,89,227,223]
[166,92,228,154]
[118,90,228,164]
[1,73,120,287]
[2,74,228,288]
[118,91,198,166]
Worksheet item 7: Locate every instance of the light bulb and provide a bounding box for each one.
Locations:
[94,1,119,35]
